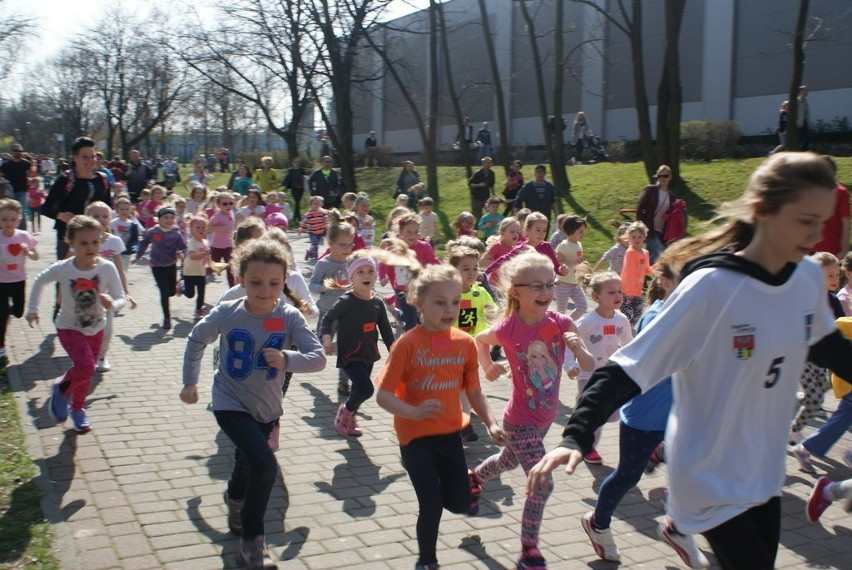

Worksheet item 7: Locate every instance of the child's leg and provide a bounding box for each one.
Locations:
[151,266,175,321]
[474,424,522,483]
[791,363,828,435]
[554,281,571,314]
[511,424,553,550]
[214,410,278,541]
[801,393,852,457]
[0,282,24,348]
[702,497,781,570]
[395,291,419,331]
[56,329,103,411]
[400,433,469,566]
[341,362,374,412]
[593,422,664,529]
[210,247,235,287]
[568,283,588,321]
[98,310,114,360]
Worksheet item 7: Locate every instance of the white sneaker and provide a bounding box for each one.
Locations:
[658,517,709,569]
[96,359,111,372]
[580,511,620,562]
[792,444,816,474]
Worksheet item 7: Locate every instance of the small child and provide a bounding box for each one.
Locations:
[27,215,126,433]
[548,213,569,249]
[353,195,375,247]
[484,212,561,281]
[619,221,653,328]
[321,252,395,436]
[482,217,521,270]
[183,215,212,320]
[452,211,476,238]
[555,215,589,320]
[237,189,266,224]
[515,207,531,228]
[477,197,504,240]
[0,199,38,367]
[341,191,358,212]
[133,206,187,330]
[395,193,411,210]
[208,192,237,287]
[26,177,46,234]
[375,264,506,570]
[186,184,207,215]
[593,222,630,275]
[299,196,329,262]
[109,197,145,269]
[179,237,325,568]
[838,252,852,316]
[172,197,188,238]
[417,197,439,242]
[137,185,166,229]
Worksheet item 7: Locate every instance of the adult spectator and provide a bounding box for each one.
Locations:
[811,155,850,257]
[770,101,789,154]
[475,122,493,161]
[636,164,676,263]
[253,156,278,194]
[218,148,230,173]
[306,155,343,209]
[395,161,420,198]
[514,164,557,223]
[0,144,32,229]
[319,138,332,162]
[42,137,112,260]
[571,111,591,164]
[107,155,126,182]
[161,156,180,191]
[467,156,495,220]
[125,149,154,202]
[502,160,524,216]
[797,85,810,151]
[282,157,307,221]
[364,130,378,167]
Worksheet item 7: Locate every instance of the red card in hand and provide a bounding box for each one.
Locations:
[263,317,285,331]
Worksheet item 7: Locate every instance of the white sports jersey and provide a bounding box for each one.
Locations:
[612,255,834,534]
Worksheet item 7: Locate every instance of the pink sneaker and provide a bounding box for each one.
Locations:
[517,546,547,569]
[347,410,363,437]
[468,469,482,516]
[807,477,833,523]
[584,449,603,465]
[334,404,350,436]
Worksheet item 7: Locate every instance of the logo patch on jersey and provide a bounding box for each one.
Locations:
[733,334,754,360]
[804,312,813,342]
[458,307,477,332]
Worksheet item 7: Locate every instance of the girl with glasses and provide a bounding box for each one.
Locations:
[208,192,237,287]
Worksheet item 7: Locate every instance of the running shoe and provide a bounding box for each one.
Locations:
[807,477,833,523]
[584,449,603,465]
[48,379,70,423]
[70,409,92,433]
[792,444,816,474]
[658,517,709,569]
[467,469,482,516]
[516,546,547,569]
[580,511,620,562]
[414,563,439,570]
[96,358,111,372]
[645,441,665,473]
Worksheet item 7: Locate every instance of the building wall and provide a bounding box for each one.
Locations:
[350,0,852,153]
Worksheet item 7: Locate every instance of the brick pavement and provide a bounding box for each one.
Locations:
[5,222,852,569]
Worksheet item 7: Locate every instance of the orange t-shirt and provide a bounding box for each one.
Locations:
[375,326,480,446]
[621,247,653,296]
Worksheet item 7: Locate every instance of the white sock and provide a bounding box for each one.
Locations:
[829,479,852,501]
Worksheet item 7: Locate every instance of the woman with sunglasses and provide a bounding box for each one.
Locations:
[636,165,676,263]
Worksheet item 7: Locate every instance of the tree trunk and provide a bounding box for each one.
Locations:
[437,2,472,179]
[550,0,570,199]
[785,0,810,151]
[627,1,657,181]
[655,0,685,178]
[426,1,440,202]
[476,0,511,176]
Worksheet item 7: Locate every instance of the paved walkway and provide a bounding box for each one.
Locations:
[6,222,852,569]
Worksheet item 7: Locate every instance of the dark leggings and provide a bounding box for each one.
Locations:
[210,246,234,287]
[400,432,470,566]
[593,422,664,528]
[291,187,303,221]
[341,362,375,412]
[395,291,419,331]
[214,410,278,540]
[0,281,25,346]
[151,265,177,320]
[702,496,781,570]
[182,275,206,311]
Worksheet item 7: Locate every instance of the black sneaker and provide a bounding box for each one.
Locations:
[162,318,172,330]
[461,424,479,443]
[337,382,350,396]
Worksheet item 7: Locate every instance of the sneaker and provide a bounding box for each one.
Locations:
[414,563,439,570]
[70,409,92,433]
[468,469,482,516]
[224,490,244,535]
[175,280,184,297]
[807,476,834,523]
[646,441,665,473]
[517,546,548,569]
[792,444,816,474]
[48,379,70,423]
[580,511,620,562]
[347,411,363,437]
[96,358,111,372]
[0,348,8,368]
[584,449,603,465]
[337,381,350,396]
[334,404,351,437]
[658,517,709,569]
[162,318,172,330]
[461,423,479,443]
[236,535,277,569]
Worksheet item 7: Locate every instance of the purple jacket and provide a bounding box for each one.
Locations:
[135,226,187,267]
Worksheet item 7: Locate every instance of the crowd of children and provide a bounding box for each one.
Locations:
[6,152,852,570]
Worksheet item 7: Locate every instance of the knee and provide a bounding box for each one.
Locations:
[360,382,375,400]
[252,453,279,485]
[76,360,96,378]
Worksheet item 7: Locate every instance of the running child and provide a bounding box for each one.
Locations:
[208,192,237,287]
[619,221,653,328]
[186,183,207,215]
[137,185,166,229]
[471,251,594,570]
[417,197,440,243]
[375,264,507,570]
[183,215,212,320]
[837,252,852,316]
[353,194,375,247]
[109,197,145,269]
[481,217,520,270]
[477,197,504,240]
[179,237,325,569]
[484,212,562,281]
[321,251,395,437]
[529,152,852,570]
[0,199,38,368]
[452,211,476,238]
[27,176,46,234]
[298,195,328,262]
[555,215,589,320]
[593,222,630,274]
[27,215,126,433]
[133,206,187,330]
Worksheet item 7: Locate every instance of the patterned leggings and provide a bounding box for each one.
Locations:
[620,295,644,328]
[472,421,553,549]
[790,362,829,434]
[555,281,587,321]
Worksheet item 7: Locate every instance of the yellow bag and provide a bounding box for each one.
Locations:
[831,317,852,398]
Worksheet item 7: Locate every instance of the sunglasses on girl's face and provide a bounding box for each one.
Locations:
[657,174,671,179]
[220,202,234,206]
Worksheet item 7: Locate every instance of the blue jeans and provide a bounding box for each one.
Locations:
[342,362,375,412]
[15,192,27,230]
[644,232,664,264]
[593,422,664,528]
[400,432,470,566]
[802,392,852,457]
[395,290,419,331]
[214,410,278,540]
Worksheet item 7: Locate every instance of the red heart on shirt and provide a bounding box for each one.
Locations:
[7,243,21,256]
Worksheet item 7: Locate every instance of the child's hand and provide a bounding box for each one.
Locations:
[485,362,507,381]
[176,251,185,261]
[25,313,38,327]
[486,422,508,446]
[567,366,580,379]
[261,348,286,371]
[564,332,584,354]
[380,276,389,287]
[322,340,334,355]
[99,293,114,310]
[413,399,444,421]
[180,384,198,404]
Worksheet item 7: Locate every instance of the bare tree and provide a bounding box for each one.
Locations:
[655,0,685,177]
[476,0,511,175]
[0,0,35,85]
[784,0,811,151]
[437,2,474,179]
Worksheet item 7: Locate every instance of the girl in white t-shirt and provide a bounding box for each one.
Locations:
[529,152,852,570]
[0,199,38,368]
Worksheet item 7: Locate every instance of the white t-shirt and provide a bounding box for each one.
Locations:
[612,256,834,533]
[571,310,632,382]
[99,234,126,262]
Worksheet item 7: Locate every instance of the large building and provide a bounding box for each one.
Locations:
[351,0,852,153]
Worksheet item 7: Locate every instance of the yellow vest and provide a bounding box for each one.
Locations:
[831,317,852,398]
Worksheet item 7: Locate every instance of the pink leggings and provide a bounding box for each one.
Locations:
[56,329,104,411]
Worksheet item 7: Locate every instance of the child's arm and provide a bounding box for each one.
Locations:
[377,300,395,349]
[25,263,60,326]
[180,307,222,404]
[99,263,128,313]
[318,299,344,354]
[25,242,39,261]
[111,253,136,309]
[474,327,507,380]
[565,324,595,371]
[466,383,507,446]
[132,229,153,263]
[280,309,326,373]
[376,388,445,421]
